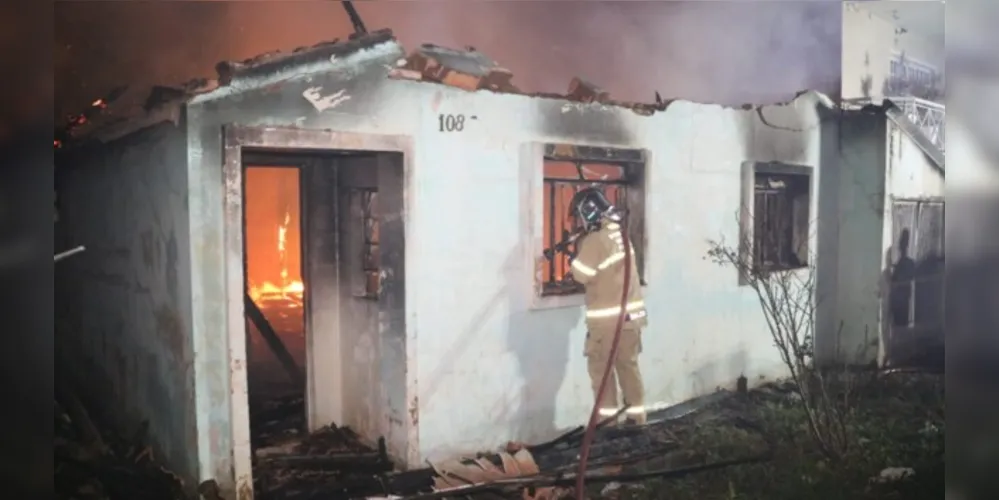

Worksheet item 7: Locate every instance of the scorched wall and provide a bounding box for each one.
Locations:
[55,122,197,489]
[186,36,845,483]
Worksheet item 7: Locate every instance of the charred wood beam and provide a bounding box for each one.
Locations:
[528,406,628,455]
[55,245,86,262]
[244,294,304,387]
[258,436,390,471]
[401,451,773,500]
[54,85,127,148]
[341,1,368,35]
[258,451,388,471]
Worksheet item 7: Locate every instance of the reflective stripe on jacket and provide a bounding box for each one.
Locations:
[571,222,647,331]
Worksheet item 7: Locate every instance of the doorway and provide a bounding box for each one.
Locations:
[234,146,406,497]
[885,197,945,369]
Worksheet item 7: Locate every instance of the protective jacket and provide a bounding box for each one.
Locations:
[571,221,647,332]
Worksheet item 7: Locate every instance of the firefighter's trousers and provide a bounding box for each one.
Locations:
[584,324,646,424]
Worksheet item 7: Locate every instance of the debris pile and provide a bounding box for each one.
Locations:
[388,43,668,115]
[54,393,186,500]
[389,44,519,94]
[251,396,393,499]
[247,395,772,500]
[58,28,676,149]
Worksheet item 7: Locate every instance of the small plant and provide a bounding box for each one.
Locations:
[706,221,863,462]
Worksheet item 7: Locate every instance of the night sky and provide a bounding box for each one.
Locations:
[54,0,842,123]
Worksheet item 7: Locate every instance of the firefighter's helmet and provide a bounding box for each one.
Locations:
[569,186,619,232]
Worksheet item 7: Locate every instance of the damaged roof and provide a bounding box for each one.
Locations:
[57,28,669,147]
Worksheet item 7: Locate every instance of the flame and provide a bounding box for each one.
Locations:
[248,279,304,305]
[248,209,302,306]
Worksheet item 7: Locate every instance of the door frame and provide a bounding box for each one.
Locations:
[221,125,413,494]
[881,195,945,367]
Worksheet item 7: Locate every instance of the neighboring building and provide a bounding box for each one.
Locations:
[842,1,945,151]
[842,1,944,102]
[841,1,946,368]
[54,30,940,498]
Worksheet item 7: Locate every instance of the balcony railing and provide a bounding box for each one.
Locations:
[886,96,945,152]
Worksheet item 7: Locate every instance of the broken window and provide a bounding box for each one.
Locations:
[751,167,811,272]
[540,145,646,297]
[350,188,380,300]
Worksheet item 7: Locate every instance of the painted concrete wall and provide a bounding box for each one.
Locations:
[55,123,197,490]
[820,113,945,367]
[885,122,944,199]
[841,2,944,101]
[186,43,418,493]
[184,38,844,492]
[877,121,945,363]
[830,112,887,363]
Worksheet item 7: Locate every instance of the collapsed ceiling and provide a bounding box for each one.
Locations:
[56,29,668,148]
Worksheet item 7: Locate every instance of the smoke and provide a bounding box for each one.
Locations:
[379,0,842,105]
[55,0,842,119]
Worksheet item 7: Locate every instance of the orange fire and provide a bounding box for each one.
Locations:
[248,279,304,304]
[245,167,304,307]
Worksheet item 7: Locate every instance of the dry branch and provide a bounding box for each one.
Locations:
[706,209,865,461]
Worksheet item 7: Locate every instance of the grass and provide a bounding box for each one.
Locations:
[610,372,944,500]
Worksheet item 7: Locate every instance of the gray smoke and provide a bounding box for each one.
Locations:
[55,0,842,119]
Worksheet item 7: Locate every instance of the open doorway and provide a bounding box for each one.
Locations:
[243,164,308,447]
[238,150,404,497]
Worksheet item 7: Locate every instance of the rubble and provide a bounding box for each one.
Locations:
[392,44,521,94]
[243,391,773,500]
[54,395,186,500]
[59,28,677,150]
[566,77,609,104]
[55,347,772,500]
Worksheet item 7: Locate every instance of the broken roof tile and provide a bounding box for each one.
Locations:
[387,68,423,81]
[567,77,610,104]
[63,29,685,149]
[479,68,518,93]
[440,70,482,91]
[396,45,521,95]
[215,28,395,86]
[416,44,498,78]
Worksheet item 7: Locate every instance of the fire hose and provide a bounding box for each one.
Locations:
[574,213,633,499]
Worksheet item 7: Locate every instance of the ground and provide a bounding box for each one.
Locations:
[55,370,944,500]
[602,372,945,500]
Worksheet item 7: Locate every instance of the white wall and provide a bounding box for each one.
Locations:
[830,112,887,365]
[187,40,839,475]
[842,2,944,101]
[885,122,945,199]
[877,121,946,365]
[401,90,833,461]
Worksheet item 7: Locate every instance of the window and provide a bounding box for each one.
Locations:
[540,144,646,296]
[750,164,811,272]
[349,188,380,300]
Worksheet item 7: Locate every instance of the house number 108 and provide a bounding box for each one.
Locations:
[438,114,465,132]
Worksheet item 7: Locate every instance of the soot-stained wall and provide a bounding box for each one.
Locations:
[186,41,414,494]
[186,35,843,487]
[55,122,196,491]
[829,111,887,364]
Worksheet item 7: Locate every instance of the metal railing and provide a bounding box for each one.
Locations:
[886,96,945,152]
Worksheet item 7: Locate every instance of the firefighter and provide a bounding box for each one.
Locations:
[567,187,647,425]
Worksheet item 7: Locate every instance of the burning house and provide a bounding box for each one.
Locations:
[54,29,943,498]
